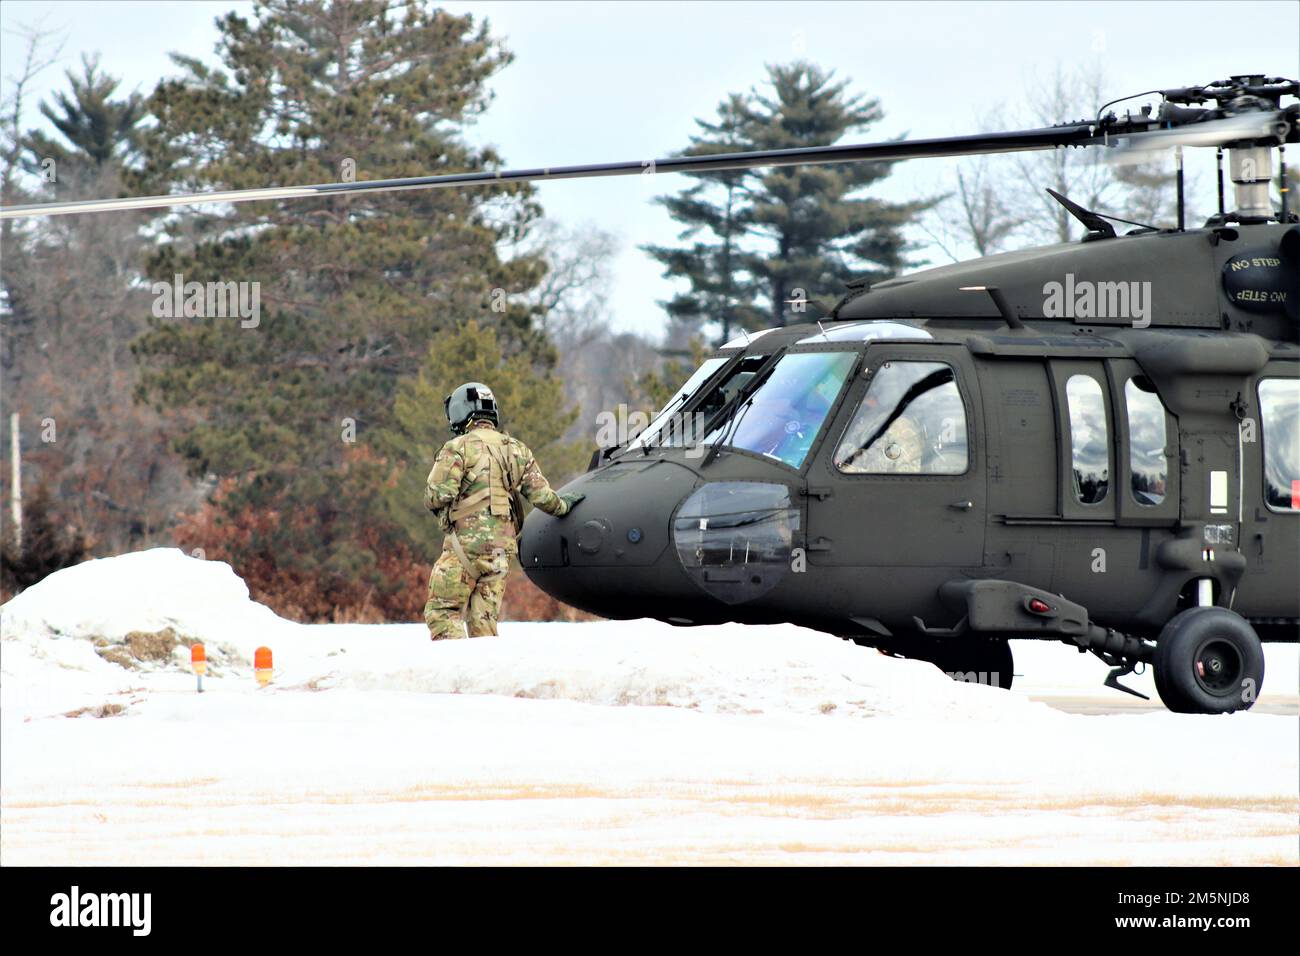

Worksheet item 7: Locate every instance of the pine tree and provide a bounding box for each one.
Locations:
[132,0,551,615]
[648,63,932,338]
[738,62,932,327]
[23,54,144,183]
[0,482,88,596]
[642,94,765,346]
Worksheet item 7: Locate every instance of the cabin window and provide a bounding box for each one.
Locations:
[1125,376,1168,506]
[1258,378,1300,513]
[834,361,968,475]
[1066,374,1109,504]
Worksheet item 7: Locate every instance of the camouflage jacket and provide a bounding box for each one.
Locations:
[425,421,569,543]
[836,415,926,474]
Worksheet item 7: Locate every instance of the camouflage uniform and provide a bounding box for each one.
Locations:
[838,415,926,473]
[423,420,570,639]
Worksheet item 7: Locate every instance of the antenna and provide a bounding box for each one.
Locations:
[1175,145,1185,231]
[1216,147,1226,217]
[1281,145,1290,222]
[960,285,1025,330]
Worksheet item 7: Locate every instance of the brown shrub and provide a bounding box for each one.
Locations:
[171,483,594,624]
[96,646,138,670]
[501,566,601,623]
[172,484,427,623]
[125,627,180,661]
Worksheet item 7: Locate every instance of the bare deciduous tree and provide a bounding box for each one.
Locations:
[524,220,659,448]
[923,62,1184,262]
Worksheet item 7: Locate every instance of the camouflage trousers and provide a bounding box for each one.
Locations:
[424,539,513,640]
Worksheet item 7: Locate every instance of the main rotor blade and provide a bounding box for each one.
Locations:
[1108,110,1292,155]
[0,124,1099,220]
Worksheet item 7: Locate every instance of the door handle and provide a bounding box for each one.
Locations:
[948,500,973,511]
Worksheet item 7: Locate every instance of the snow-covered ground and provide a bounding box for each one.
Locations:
[2,549,1296,865]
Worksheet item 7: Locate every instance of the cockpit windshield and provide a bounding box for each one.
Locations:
[642,353,773,449]
[627,356,728,451]
[702,351,857,468]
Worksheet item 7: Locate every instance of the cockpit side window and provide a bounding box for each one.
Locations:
[1258,377,1299,513]
[835,361,968,475]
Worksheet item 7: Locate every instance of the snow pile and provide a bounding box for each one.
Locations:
[2,550,1295,865]
[328,621,1052,722]
[1,549,1055,723]
[1,547,295,650]
[1,549,299,718]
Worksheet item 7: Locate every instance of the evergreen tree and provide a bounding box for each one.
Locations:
[132,0,550,612]
[648,62,932,337]
[642,94,764,346]
[23,54,144,183]
[738,62,931,327]
[0,482,88,596]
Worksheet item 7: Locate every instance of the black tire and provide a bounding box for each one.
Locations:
[1153,607,1264,714]
[926,638,1015,690]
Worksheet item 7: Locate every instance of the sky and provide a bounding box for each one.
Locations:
[3,0,1298,338]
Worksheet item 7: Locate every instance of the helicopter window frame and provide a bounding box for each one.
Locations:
[1257,377,1300,515]
[831,358,972,478]
[684,350,784,449]
[1105,359,1179,528]
[699,345,861,472]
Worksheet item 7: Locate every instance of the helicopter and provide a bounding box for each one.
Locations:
[3,74,1297,714]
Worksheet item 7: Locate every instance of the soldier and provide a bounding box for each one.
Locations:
[851,415,926,473]
[835,392,927,474]
[423,382,584,640]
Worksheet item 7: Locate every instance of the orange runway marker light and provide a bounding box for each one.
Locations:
[191,644,207,692]
[254,646,273,687]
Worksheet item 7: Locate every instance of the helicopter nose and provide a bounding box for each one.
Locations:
[522,460,805,621]
[520,458,701,615]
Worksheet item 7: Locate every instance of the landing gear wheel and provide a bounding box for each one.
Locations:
[927,638,1015,690]
[1153,607,1264,714]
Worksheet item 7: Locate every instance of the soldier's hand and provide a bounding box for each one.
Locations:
[558,492,585,514]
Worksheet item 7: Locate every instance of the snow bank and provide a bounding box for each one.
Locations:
[327,621,1053,722]
[1,549,299,718]
[2,550,1295,865]
[1,547,296,649]
[2,550,1293,725]
[1,549,1054,723]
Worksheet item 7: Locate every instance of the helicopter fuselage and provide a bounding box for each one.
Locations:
[522,223,1300,650]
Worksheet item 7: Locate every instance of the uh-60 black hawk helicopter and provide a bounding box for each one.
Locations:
[6,74,1297,714]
